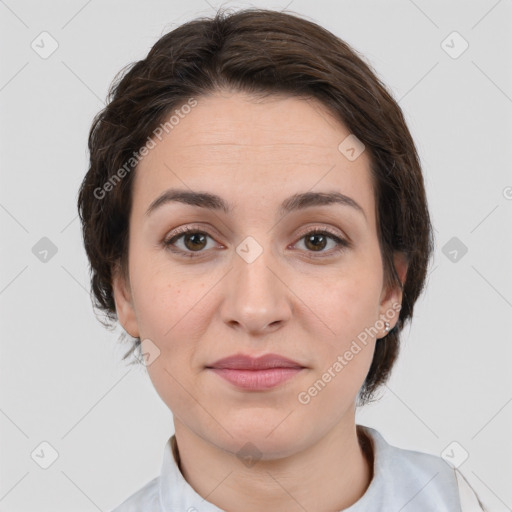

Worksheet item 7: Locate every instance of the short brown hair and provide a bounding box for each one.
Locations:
[77,7,433,405]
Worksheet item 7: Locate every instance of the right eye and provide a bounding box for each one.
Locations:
[163,226,220,257]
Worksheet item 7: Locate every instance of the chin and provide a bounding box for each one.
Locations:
[210,414,310,460]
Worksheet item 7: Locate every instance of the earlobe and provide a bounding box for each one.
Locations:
[111,264,140,338]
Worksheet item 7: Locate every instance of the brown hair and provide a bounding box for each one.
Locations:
[77,7,433,405]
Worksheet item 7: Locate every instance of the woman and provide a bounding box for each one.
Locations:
[77,8,487,511]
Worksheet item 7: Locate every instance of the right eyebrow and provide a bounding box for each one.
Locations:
[145,189,232,216]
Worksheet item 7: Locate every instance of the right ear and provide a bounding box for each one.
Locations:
[111,263,140,339]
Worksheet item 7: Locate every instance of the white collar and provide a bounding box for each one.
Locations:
[156,425,462,511]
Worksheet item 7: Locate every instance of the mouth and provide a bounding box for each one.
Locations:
[206,353,306,391]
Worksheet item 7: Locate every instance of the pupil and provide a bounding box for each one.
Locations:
[307,234,326,251]
[186,233,206,251]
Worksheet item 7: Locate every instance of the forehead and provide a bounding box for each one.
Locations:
[146,92,361,158]
[132,91,375,218]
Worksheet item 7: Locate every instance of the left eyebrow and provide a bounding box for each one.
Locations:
[145,188,366,221]
[279,191,366,220]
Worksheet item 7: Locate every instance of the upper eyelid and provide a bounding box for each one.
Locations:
[165,224,347,242]
[165,225,348,251]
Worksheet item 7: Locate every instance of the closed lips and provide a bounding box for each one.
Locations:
[207,353,305,370]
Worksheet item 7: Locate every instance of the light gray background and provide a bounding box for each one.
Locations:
[1,0,511,510]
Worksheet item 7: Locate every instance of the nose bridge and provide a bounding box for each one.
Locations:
[221,232,290,332]
[234,232,279,300]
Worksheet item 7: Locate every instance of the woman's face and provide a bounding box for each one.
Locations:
[113,91,404,458]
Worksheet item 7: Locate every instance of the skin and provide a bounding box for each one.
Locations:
[112,90,407,511]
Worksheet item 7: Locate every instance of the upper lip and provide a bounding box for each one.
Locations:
[207,353,304,370]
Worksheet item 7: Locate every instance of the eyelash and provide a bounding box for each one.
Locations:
[163,225,350,259]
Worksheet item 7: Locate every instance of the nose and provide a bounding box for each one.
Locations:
[219,239,292,336]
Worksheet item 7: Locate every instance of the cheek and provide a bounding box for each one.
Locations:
[295,273,381,414]
[310,277,379,380]
[304,258,383,342]
[137,279,206,413]
[297,345,374,427]
[145,357,207,436]
[334,277,382,337]
[129,256,201,341]
[293,250,383,397]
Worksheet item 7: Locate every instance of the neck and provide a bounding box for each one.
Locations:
[173,414,373,512]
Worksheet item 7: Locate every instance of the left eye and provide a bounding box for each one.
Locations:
[294,229,347,254]
[163,227,348,257]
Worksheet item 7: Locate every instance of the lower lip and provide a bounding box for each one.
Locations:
[208,367,304,390]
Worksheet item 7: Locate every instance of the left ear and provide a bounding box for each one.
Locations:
[379,251,408,328]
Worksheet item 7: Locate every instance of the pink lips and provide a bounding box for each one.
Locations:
[206,353,305,390]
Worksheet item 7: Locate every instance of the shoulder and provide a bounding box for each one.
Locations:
[109,476,160,512]
[358,425,487,511]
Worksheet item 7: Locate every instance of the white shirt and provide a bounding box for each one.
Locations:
[111,425,487,511]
